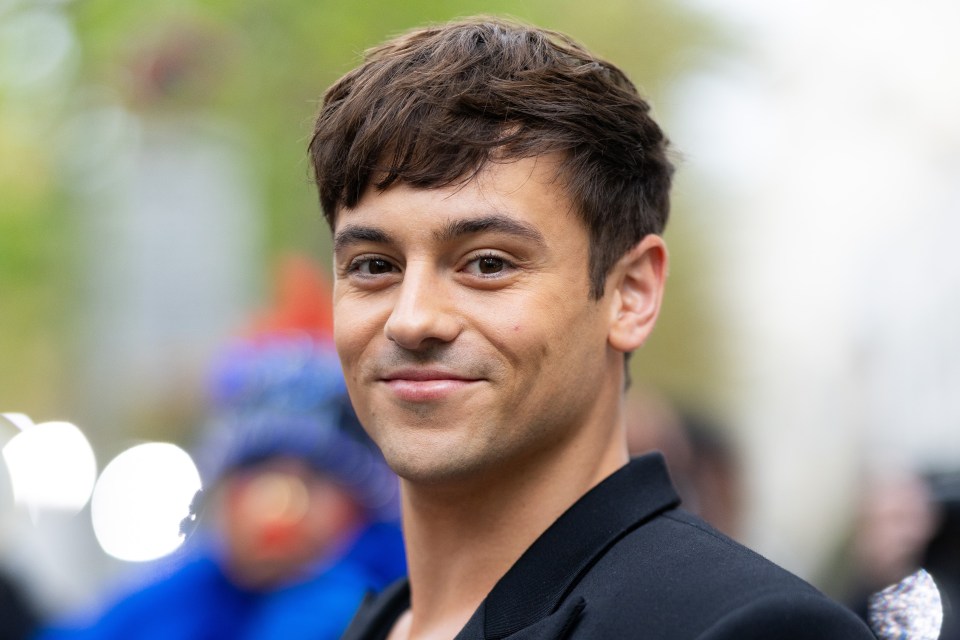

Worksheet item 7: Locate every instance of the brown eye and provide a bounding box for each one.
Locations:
[367,258,394,274]
[477,256,504,274]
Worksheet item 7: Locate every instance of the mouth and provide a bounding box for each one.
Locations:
[378,368,482,402]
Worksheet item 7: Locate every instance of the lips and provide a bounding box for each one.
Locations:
[379,368,482,402]
[381,368,476,382]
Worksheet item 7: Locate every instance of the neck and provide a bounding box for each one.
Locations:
[398,417,628,640]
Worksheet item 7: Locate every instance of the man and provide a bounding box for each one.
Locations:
[309,17,875,640]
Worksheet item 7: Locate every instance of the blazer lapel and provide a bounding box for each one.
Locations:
[464,453,680,640]
[341,579,411,640]
[456,596,587,640]
[344,454,680,640]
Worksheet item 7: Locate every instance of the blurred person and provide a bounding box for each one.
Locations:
[850,469,940,596]
[35,260,405,640]
[924,471,960,640]
[309,17,874,639]
[625,389,744,539]
[843,466,960,639]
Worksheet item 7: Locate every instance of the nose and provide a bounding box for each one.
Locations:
[384,263,461,350]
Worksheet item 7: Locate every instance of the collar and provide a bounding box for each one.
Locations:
[341,578,411,640]
[342,453,680,640]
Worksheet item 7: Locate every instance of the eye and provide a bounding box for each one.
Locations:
[463,253,513,278]
[364,258,396,275]
[476,256,505,274]
[346,256,399,276]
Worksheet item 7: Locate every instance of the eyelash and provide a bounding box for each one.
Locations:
[344,255,398,276]
[342,252,517,279]
[465,252,515,277]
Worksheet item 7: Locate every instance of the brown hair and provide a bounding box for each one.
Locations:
[309,17,673,299]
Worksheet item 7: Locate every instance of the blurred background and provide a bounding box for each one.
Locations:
[1,0,959,634]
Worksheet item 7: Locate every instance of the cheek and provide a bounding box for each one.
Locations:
[478,305,558,371]
[473,299,531,344]
[333,326,358,371]
[333,299,380,365]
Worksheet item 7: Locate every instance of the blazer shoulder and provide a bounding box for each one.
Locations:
[657,510,827,590]
[694,591,877,640]
[569,509,872,639]
[624,509,824,594]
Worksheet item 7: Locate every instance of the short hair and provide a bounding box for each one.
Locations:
[309,17,673,299]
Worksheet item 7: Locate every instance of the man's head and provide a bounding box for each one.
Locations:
[311,17,672,485]
[310,17,673,299]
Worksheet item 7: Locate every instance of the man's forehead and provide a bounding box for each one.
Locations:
[337,152,567,211]
[330,154,573,231]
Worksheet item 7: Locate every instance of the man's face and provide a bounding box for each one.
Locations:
[332,155,622,484]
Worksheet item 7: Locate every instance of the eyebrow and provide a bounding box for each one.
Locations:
[333,213,547,256]
[333,226,392,255]
[433,214,547,247]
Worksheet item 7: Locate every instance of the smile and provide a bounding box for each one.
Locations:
[379,369,482,402]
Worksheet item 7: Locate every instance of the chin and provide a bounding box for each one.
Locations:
[380,437,495,487]
[385,450,473,486]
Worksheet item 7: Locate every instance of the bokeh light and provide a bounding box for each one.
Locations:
[0,6,76,92]
[1,420,97,513]
[91,442,201,562]
[0,412,34,432]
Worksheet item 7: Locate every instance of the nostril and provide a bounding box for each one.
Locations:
[384,302,460,350]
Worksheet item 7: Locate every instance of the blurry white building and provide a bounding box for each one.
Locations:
[669,0,960,578]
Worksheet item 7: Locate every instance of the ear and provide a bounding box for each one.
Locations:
[607,235,668,353]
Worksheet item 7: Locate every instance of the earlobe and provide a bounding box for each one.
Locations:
[607,235,668,353]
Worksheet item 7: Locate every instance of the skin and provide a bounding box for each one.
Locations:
[332,154,667,640]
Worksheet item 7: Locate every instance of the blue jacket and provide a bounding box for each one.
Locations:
[37,521,405,640]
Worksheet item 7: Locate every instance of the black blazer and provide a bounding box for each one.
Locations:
[342,454,876,639]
